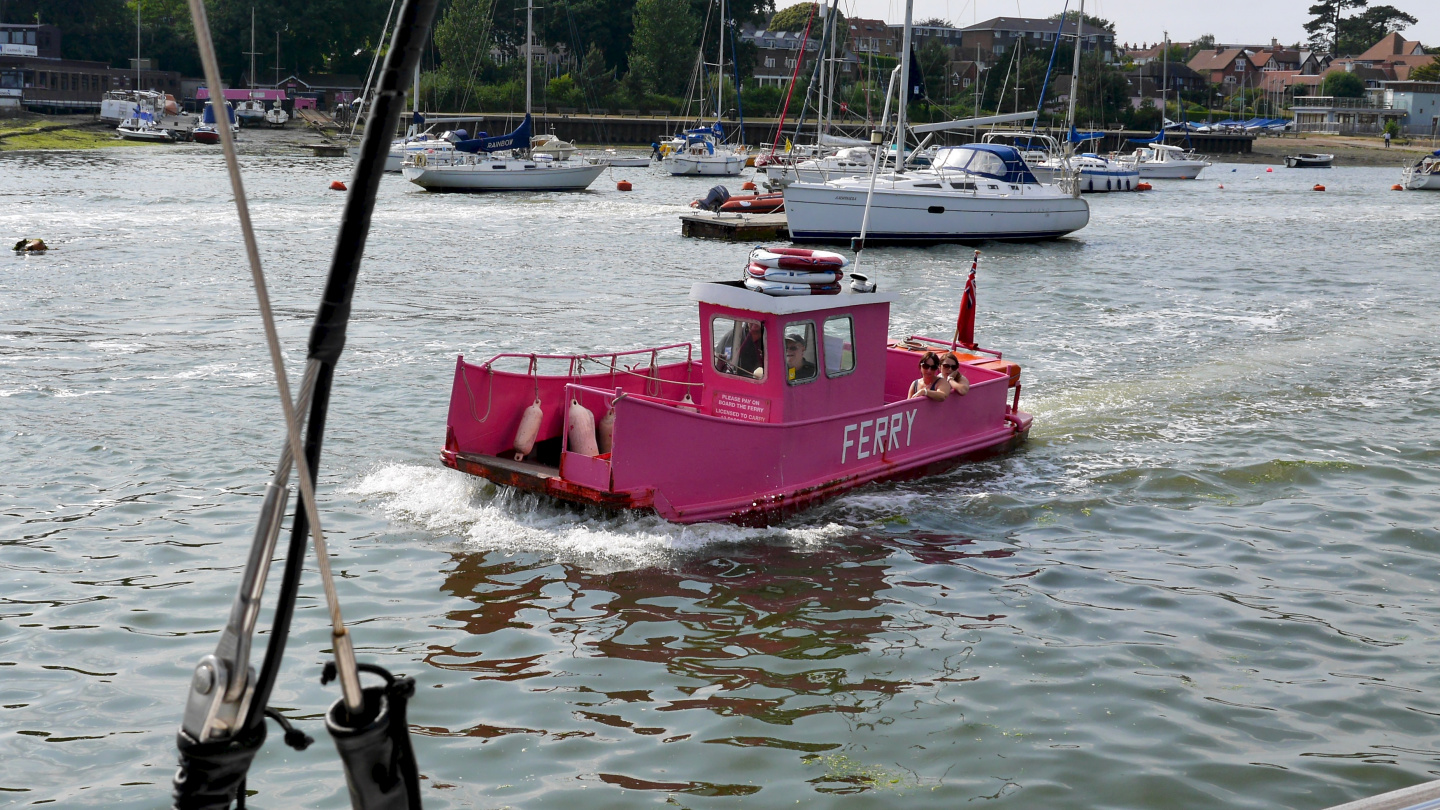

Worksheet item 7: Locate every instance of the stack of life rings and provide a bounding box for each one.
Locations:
[743,247,849,296]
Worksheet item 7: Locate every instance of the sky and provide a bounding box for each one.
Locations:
[836,0,1439,49]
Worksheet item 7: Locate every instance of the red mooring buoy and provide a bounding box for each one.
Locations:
[329,180,347,191]
[617,180,633,191]
[1313,184,1326,191]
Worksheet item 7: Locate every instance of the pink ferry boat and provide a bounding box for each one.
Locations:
[441,272,1032,525]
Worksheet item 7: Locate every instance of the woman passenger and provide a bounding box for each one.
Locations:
[908,352,951,401]
[941,352,970,396]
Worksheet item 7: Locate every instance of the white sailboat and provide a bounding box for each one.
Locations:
[401,0,606,191]
[664,0,746,176]
[782,4,1088,245]
[1401,150,1440,190]
[1030,7,1138,193]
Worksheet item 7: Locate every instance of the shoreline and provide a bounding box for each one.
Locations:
[4,113,1435,169]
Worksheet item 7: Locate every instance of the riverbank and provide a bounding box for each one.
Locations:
[1234,132,1435,167]
[0,115,141,151]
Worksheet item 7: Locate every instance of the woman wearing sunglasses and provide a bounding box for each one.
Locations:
[940,352,970,396]
[908,351,952,401]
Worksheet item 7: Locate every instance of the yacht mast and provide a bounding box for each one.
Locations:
[134,3,140,90]
[1063,0,1085,156]
[893,0,913,170]
[249,7,256,88]
[1161,30,1168,123]
[716,0,725,121]
[525,0,533,118]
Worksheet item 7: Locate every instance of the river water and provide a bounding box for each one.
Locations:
[3,144,1439,809]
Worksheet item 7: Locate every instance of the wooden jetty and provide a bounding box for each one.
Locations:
[680,211,789,241]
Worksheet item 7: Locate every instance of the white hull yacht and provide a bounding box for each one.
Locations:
[763,146,873,187]
[1117,143,1210,179]
[784,143,1089,244]
[404,154,607,191]
[1402,151,1440,190]
[1032,152,1140,192]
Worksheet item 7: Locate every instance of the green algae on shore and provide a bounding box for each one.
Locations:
[0,122,155,152]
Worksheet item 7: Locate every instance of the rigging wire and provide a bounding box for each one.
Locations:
[184,0,365,716]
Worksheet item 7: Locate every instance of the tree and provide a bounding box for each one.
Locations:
[1320,69,1366,96]
[435,0,495,88]
[1411,56,1440,81]
[1304,0,1368,54]
[628,0,699,95]
[769,2,840,33]
[1336,5,1418,55]
[916,17,951,27]
[1187,33,1216,61]
[1047,10,1114,33]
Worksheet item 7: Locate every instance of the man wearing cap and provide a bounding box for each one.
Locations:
[785,333,817,382]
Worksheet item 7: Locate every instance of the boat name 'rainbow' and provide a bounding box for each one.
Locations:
[842,409,917,463]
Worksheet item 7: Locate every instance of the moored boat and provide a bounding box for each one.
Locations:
[1401,150,1440,190]
[783,143,1090,244]
[1115,142,1211,179]
[115,110,174,142]
[441,252,1031,524]
[1285,152,1334,168]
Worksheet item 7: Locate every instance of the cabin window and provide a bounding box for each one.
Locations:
[783,321,818,384]
[823,316,855,377]
[711,316,766,381]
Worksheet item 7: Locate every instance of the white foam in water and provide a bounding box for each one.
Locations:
[346,462,850,568]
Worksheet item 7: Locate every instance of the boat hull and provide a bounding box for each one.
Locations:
[403,161,607,191]
[442,353,1030,525]
[668,155,744,176]
[1135,161,1207,179]
[783,182,1090,244]
[1403,170,1440,190]
[447,424,1027,525]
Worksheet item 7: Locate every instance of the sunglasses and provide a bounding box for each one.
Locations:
[941,362,959,369]
[920,363,939,370]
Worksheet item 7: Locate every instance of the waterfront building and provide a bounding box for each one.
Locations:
[0,22,183,114]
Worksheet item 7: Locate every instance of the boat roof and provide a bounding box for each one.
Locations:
[691,281,896,315]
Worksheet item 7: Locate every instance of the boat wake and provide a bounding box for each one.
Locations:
[345,462,851,567]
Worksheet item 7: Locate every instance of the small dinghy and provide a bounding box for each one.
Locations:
[441,248,1031,524]
[1285,152,1334,168]
[719,192,785,213]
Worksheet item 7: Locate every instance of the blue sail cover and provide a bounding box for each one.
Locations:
[200,101,235,124]
[1127,132,1165,144]
[1068,126,1106,143]
[454,114,532,153]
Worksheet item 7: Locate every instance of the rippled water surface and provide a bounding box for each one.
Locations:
[4,144,1440,809]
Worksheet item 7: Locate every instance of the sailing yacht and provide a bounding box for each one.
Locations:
[663,0,746,176]
[667,125,746,175]
[400,0,606,191]
[781,2,1088,244]
[785,143,1088,243]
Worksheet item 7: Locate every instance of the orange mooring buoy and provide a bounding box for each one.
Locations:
[1313,184,1326,191]
[1218,183,1224,189]
[741,181,757,191]
[1266,167,1273,172]
[1392,184,1404,191]
[329,180,347,191]
[617,180,633,191]
[1136,182,1152,191]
